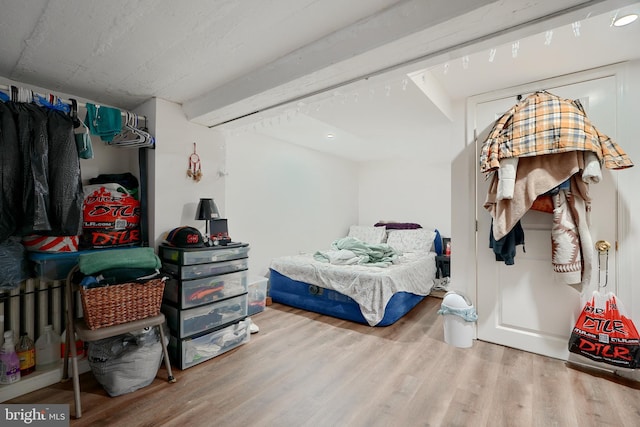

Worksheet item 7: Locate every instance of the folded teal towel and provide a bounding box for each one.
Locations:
[79,247,161,275]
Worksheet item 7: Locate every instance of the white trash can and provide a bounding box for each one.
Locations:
[437,291,477,348]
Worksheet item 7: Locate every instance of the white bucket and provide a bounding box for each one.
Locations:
[440,292,476,348]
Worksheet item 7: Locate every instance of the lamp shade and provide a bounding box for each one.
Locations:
[195,198,220,220]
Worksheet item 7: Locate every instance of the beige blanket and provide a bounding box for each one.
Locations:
[484,151,584,241]
[484,151,593,286]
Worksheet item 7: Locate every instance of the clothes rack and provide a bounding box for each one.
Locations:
[0,83,154,149]
[0,83,146,122]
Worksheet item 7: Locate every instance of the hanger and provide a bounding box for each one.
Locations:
[106,111,155,149]
[69,98,81,128]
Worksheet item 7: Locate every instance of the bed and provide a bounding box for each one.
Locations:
[269,224,442,326]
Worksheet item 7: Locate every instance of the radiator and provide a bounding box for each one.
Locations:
[0,278,68,342]
[0,278,89,403]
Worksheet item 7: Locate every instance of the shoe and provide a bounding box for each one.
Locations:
[249,322,260,334]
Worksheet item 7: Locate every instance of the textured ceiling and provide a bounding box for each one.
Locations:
[0,0,402,111]
[0,0,638,161]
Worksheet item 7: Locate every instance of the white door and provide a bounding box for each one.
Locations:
[474,74,619,361]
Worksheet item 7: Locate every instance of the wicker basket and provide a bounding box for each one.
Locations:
[80,278,165,330]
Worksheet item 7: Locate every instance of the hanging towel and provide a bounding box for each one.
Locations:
[74,119,94,159]
[79,247,161,275]
[582,151,602,184]
[497,157,518,200]
[85,103,122,142]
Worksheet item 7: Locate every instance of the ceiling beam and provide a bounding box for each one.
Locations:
[182,0,623,128]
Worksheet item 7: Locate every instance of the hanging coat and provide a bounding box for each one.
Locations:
[3,102,84,237]
[551,176,593,287]
[46,108,84,236]
[484,151,582,241]
[479,91,633,174]
[9,102,52,234]
[0,102,21,242]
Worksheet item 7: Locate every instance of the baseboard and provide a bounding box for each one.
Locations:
[0,358,90,403]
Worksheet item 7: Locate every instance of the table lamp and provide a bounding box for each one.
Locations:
[195,198,220,244]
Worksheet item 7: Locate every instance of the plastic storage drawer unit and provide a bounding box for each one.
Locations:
[159,244,249,265]
[247,277,268,316]
[163,293,248,338]
[163,270,249,309]
[169,318,251,369]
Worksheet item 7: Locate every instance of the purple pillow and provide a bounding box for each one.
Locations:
[374,222,422,230]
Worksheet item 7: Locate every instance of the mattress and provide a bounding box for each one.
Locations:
[269,251,436,326]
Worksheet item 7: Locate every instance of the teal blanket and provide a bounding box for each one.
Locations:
[314,237,399,267]
[79,247,161,275]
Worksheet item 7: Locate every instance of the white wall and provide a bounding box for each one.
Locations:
[615,60,640,325]
[149,98,226,248]
[357,102,464,238]
[358,159,451,236]
[225,132,359,278]
[79,137,139,183]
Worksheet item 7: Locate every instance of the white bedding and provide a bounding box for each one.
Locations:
[269,251,437,326]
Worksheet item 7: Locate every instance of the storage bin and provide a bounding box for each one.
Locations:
[81,277,166,330]
[29,252,80,281]
[162,293,248,338]
[168,318,251,369]
[29,247,145,281]
[161,258,248,280]
[163,270,248,309]
[159,244,249,265]
[247,277,268,316]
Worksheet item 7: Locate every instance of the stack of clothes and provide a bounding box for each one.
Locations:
[78,247,162,288]
[480,91,633,286]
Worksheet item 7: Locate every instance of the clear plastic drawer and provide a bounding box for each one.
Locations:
[169,319,251,369]
[159,244,250,265]
[163,270,248,309]
[162,258,248,280]
[162,293,248,338]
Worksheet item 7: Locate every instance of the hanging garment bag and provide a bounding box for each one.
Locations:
[568,290,640,369]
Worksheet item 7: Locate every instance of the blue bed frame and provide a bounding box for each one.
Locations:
[269,269,426,326]
[268,229,442,327]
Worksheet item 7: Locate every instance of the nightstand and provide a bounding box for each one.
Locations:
[435,255,450,279]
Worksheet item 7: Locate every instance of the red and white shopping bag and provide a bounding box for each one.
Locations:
[568,291,640,369]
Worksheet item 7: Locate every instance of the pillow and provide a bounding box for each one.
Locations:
[374,221,422,230]
[347,225,387,244]
[386,229,437,253]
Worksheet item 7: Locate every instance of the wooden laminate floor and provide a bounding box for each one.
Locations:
[9,296,640,427]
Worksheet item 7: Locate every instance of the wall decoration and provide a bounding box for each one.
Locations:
[187,142,203,182]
